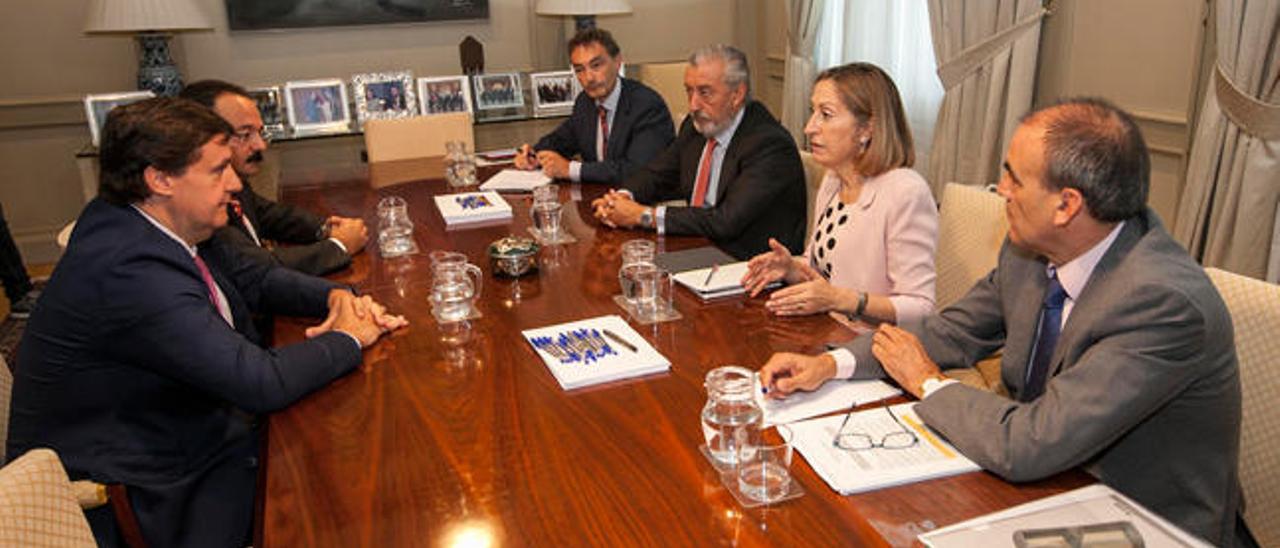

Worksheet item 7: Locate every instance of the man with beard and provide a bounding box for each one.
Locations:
[181,80,368,276]
[514,28,674,184]
[592,44,806,260]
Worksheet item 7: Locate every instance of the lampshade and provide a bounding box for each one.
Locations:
[85,0,215,33]
[534,0,632,16]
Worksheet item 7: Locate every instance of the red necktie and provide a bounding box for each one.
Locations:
[192,254,220,309]
[691,138,717,207]
[598,106,610,160]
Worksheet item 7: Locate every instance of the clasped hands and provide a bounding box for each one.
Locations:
[514,144,571,179]
[758,324,941,400]
[306,289,409,348]
[740,238,848,316]
[325,216,368,254]
[590,189,647,228]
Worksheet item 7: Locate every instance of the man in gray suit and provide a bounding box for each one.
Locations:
[758,98,1246,546]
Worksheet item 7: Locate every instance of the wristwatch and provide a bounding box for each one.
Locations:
[639,208,654,230]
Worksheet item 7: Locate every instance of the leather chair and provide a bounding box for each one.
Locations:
[1205,267,1280,546]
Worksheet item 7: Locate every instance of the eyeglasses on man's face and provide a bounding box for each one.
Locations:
[832,405,919,451]
[231,127,271,145]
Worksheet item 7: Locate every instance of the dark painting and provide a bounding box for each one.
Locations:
[227,0,489,31]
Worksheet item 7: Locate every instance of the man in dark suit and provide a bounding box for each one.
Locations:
[758,98,1247,546]
[6,98,407,547]
[181,80,368,276]
[514,28,674,184]
[592,44,806,260]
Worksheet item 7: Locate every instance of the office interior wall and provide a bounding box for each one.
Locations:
[0,0,738,263]
[1034,0,1209,226]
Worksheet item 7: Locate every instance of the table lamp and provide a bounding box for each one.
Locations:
[535,0,632,32]
[85,0,214,96]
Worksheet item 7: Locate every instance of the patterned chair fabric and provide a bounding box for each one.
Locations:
[0,448,96,547]
[1205,267,1280,547]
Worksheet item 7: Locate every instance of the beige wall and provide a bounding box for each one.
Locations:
[0,0,741,264]
[1035,0,1210,225]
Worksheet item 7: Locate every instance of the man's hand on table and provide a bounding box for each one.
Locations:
[307,289,408,347]
[591,190,647,229]
[327,216,368,254]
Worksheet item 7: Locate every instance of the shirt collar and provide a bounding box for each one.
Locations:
[597,77,623,112]
[711,104,747,147]
[1050,221,1125,301]
[131,204,198,258]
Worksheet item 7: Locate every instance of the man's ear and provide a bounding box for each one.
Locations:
[1054,187,1085,226]
[143,166,174,198]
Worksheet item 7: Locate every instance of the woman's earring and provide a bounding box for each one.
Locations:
[859,136,871,151]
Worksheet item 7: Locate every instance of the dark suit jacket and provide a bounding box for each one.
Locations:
[217,180,351,276]
[622,100,806,260]
[842,209,1242,546]
[7,198,363,547]
[534,77,674,184]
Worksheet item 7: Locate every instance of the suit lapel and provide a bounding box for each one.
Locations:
[712,103,757,205]
[603,79,631,160]
[1001,253,1051,396]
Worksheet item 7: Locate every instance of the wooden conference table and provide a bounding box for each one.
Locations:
[262,164,1090,547]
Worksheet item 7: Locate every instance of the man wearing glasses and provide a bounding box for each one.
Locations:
[181,80,368,276]
[759,98,1246,546]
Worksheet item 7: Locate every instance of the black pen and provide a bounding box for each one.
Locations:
[602,329,638,353]
[703,263,719,288]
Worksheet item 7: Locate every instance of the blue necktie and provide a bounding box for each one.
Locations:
[1023,270,1067,402]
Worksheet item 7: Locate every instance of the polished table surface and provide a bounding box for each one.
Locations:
[264,168,1091,547]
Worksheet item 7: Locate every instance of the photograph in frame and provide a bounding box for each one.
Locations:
[246,86,285,136]
[530,70,578,116]
[283,79,351,134]
[417,76,473,116]
[472,73,523,111]
[353,71,417,123]
[84,91,156,147]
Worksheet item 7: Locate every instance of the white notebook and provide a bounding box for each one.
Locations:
[790,403,980,495]
[433,191,513,226]
[478,168,551,192]
[672,261,778,300]
[522,315,670,390]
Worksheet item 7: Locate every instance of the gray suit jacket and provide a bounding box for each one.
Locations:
[842,209,1242,546]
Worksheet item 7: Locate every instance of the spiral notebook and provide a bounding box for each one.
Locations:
[522,315,670,390]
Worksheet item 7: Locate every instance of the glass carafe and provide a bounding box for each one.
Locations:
[430,253,483,322]
[377,196,417,257]
[701,365,762,469]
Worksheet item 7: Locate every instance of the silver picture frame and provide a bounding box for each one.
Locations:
[246,86,285,137]
[352,70,417,123]
[530,70,578,117]
[284,78,352,135]
[417,75,473,116]
[473,72,524,111]
[83,90,156,147]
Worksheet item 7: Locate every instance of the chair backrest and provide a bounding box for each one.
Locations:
[0,449,97,547]
[935,183,1008,308]
[363,113,474,164]
[798,150,826,243]
[628,61,689,131]
[1205,267,1280,547]
[0,356,9,462]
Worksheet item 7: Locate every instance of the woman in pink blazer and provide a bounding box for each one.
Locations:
[742,63,937,325]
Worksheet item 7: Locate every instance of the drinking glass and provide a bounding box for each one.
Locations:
[531,201,563,241]
[632,265,674,322]
[531,183,558,205]
[618,239,658,308]
[736,425,794,503]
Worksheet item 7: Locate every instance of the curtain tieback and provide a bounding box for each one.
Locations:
[1215,63,1280,141]
[936,8,1046,91]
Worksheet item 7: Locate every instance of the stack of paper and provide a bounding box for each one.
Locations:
[522,315,670,390]
[433,191,513,226]
[755,378,901,426]
[478,168,551,192]
[790,403,980,495]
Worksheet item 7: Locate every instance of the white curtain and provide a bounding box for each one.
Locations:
[925,0,1044,196]
[813,0,945,174]
[781,0,824,144]
[1174,0,1280,282]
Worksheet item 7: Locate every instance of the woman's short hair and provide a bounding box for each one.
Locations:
[98,97,232,205]
[814,63,915,177]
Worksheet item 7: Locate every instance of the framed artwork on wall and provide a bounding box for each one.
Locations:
[353,71,417,123]
[417,75,473,116]
[284,78,351,134]
[473,72,523,111]
[225,0,490,30]
[246,86,285,137]
[84,91,156,147]
[530,70,578,117]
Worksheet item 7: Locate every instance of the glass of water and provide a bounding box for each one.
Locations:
[737,425,794,504]
[632,264,674,321]
[618,239,657,309]
[531,201,563,241]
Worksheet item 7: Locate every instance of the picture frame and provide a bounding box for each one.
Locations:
[246,86,285,137]
[417,75,473,116]
[352,71,417,123]
[284,78,351,134]
[83,91,156,147]
[472,72,524,111]
[529,70,578,117]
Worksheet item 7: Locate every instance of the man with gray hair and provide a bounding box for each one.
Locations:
[593,44,806,260]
